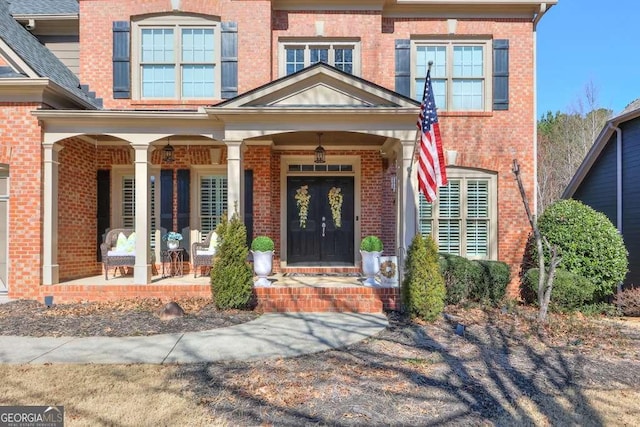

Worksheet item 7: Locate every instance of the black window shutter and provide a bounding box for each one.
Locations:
[160,169,173,235]
[221,22,238,99]
[113,21,131,99]
[97,170,111,261]
[493,39,509,110]
[395,39,411,98]
[244,169,253,248]
[177,169,191,257]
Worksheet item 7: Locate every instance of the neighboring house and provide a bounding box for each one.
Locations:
[0,0,555,301]
[563,99,640,286]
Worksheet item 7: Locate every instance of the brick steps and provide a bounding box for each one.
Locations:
[37,283,400,313]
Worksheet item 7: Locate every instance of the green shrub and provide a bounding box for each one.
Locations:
[210,212,253,310]
[473,260,510,306]
[251,236,274,252]
[578,302,621,317]
[360,235,383,252]
[524,268,597,313]
[402,234,446,321]
[438,254,482,305]
[535,199,628,300]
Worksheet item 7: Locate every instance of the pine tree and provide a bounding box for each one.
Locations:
[210,211,253,309]
[402,234,446,321]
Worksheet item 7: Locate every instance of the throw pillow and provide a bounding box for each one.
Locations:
[115,232,128,252]
[125,232,136,253]
[208,232,218,252]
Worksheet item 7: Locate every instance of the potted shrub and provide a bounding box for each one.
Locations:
[251,235,274,287]
[360,235,383,286]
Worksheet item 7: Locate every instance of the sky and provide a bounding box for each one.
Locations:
[536,0,639,117]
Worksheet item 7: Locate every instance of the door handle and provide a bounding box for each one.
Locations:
[321,221,326,237]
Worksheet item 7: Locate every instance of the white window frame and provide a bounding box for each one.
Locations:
[411,39,492,112]
[131,14,221,100]
[110,166,161,250]
[278,38,361,77]
[419,167,498,260]
[190,166,227,242]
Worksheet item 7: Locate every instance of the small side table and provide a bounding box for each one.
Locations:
[162,248,185,278]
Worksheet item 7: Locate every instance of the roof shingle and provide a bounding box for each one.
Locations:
[7,0,78,16]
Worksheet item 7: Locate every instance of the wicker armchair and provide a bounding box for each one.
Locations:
[100,228,136,279]
[191,230,217,278]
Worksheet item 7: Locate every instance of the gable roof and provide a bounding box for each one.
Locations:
[563,99,640,198]
[213,62,419,110]
[7,0,78,16]
[0,0,99,108]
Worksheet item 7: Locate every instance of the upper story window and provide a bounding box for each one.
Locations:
[132,15,220,100]
[279,39,361,77]
[412,40,491,111]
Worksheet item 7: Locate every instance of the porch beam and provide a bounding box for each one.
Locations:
[225,140,244,218]
[131,143,154,284]
[42,142,64,285]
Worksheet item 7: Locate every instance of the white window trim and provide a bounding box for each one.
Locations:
[419,167,498,260]
[110,165,161,246]
[411,38,492,112]
[189,165,227,244]
[131,14,221,100]
[278,38,361,77]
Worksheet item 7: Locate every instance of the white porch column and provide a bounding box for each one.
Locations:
[399,140,419,254]
[131,143,153,284]
[42,142,64,285]
[224,140,244,217]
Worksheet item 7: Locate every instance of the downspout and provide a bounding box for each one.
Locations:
[613,125,623,234]
[614,124,623,299]
[532,3,548,216]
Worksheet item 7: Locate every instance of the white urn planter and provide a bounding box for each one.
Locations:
[360,250,382,287]
[252,250,273,287]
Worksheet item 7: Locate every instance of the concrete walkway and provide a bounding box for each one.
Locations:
[0,312,388,364]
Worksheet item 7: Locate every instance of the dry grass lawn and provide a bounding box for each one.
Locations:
[0,364,217,426]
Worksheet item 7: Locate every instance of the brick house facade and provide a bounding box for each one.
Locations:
[0,0,556,302]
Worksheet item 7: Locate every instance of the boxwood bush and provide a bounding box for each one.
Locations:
[535,199,628,300]
[524,268,597,312]
[438,254,510,306]
[251,235,274,252]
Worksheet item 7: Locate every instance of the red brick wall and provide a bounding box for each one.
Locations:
[58,138,100,280]
[79,0,273,109]
[0,103,43,300]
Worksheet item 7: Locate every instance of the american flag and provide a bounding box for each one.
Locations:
[416,69,447,202]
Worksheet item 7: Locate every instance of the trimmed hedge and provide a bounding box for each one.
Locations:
[524,268,596,313]
[439,253,510,306]
[535,199,628,300]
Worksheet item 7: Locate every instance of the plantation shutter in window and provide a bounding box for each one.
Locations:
[113,21,131,99]
[220,22,238,99]
[150,176,157,250]
[97,170,110,261]
[438,181,461,255]
[395,39,410,98]
[418,195,433,237]
[466,180,489,257]
[492,39,509,110]
[122,177,135,229]
[200,175,228,236]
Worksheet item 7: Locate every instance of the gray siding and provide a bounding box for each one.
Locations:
[573,133,617,224]
[621,118,640,285]
[38,35,79,76]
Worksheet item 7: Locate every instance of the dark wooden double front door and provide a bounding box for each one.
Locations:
[287,176,354,265]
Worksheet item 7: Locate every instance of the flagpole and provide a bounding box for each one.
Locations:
[407,61,433,235]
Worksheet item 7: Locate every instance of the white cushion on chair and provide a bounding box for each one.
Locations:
[107,250,133,257]
[196,249,215,256]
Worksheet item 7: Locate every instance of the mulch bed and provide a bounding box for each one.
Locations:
[0,298,259,337]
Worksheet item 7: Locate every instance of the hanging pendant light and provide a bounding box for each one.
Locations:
[163,137,175,163]
[314,132,326,164]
